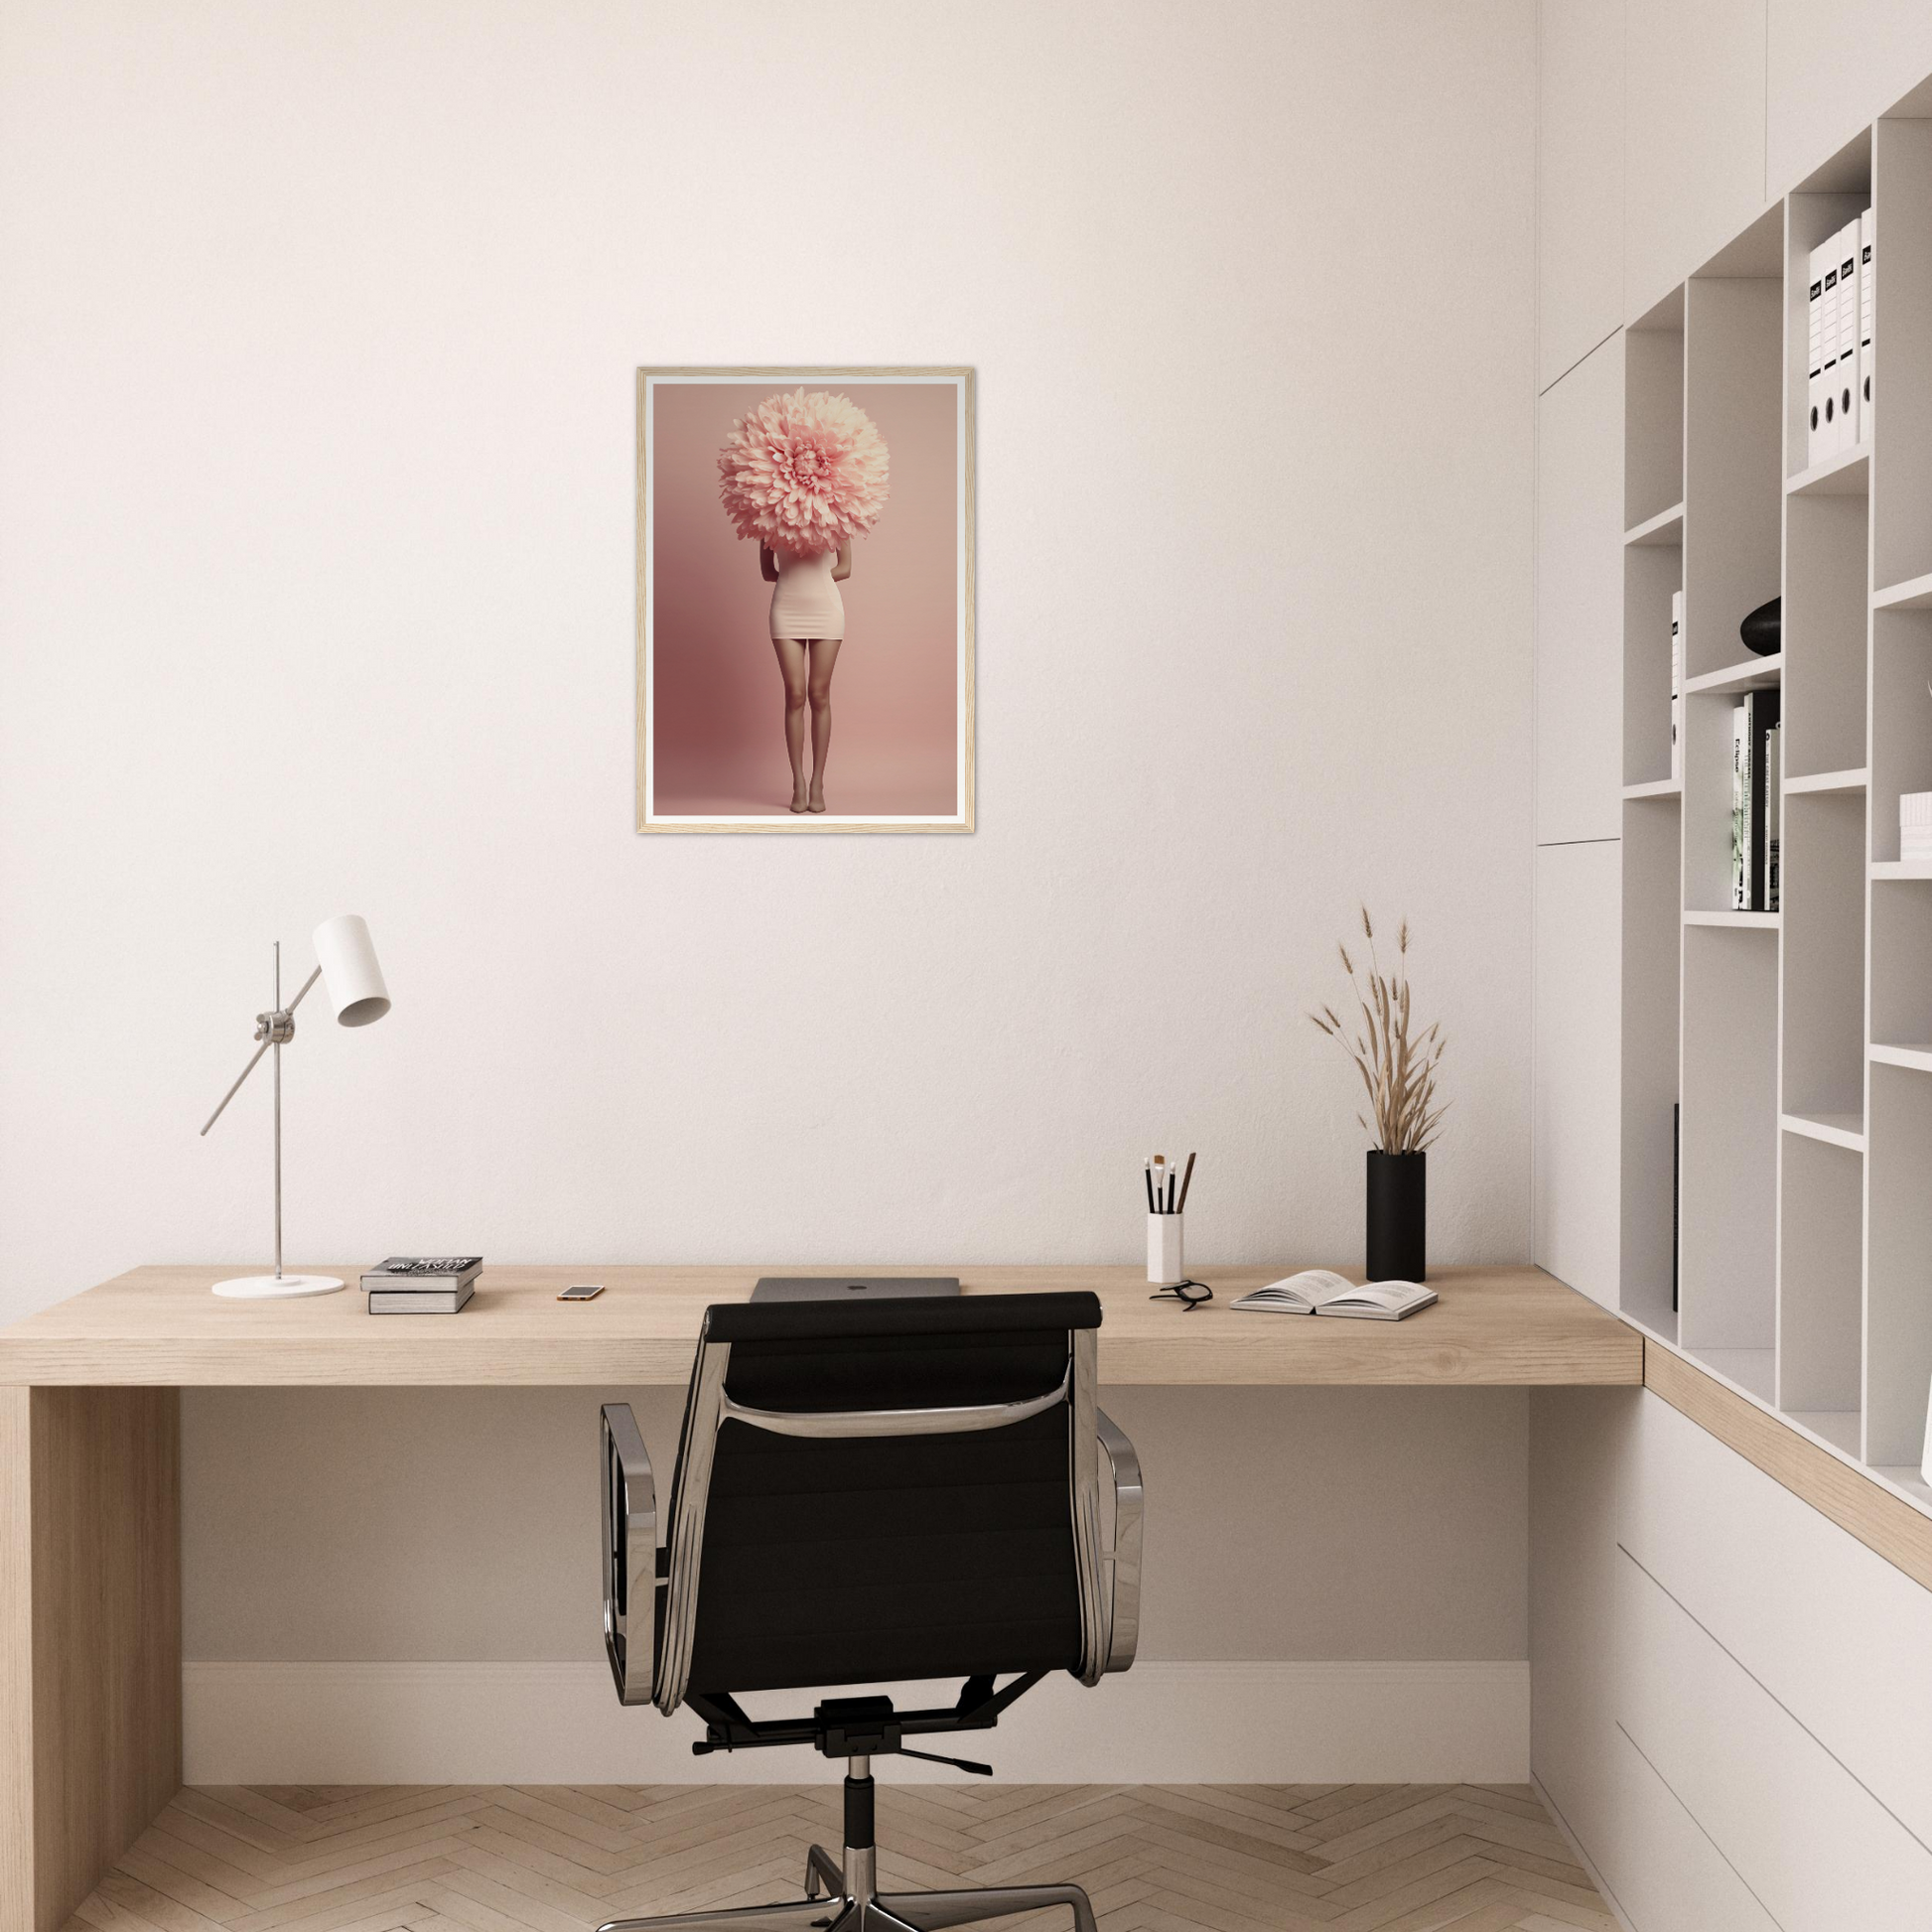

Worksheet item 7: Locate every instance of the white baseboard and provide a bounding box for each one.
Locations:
[183,1660,1528,1786]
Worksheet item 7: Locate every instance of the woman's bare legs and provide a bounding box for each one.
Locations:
[771,636,810,811]
[806,637,842,811]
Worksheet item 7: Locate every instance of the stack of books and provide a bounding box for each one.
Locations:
[361,1256,483,1313]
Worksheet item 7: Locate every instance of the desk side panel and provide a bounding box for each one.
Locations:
[1,1390,31,1932]
[28,1388,182,1932]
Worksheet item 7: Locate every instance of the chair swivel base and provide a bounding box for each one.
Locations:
[595,1842,1098,1932]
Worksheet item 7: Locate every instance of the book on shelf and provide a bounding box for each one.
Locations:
[1747,690,1780,910]
[1861,207,1874,443]
[1728,692,1781,911]
[360,1256,483,1292]
[1670,591,1683,781]
[1671,1102,1680,1316]
[1765,720,1781,912]
[369,1282,475,1314]
[1229,1270,1437,1320]
[1817,236,1845,458]
[1807,239,1828,466]
[1837,218,1861,455]
[1730,704,1749,907]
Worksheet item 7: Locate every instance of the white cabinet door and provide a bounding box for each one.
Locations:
[1537,336,1624,844]
[1617,1547,1932,1930]
[1768,0,1932,194]
[1534,840,1621,1308]
[1599,1725,1781,1932]
[1538,0,1624,390]
[1625,0,1769,318]
[1622,1390,1932,1852]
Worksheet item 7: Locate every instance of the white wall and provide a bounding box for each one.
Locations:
[0,0,1537,1312]
[0,1,1540,1770]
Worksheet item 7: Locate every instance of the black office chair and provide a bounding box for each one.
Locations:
[597,1291,1143,1932]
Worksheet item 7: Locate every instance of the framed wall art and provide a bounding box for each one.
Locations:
[636,366,975,833]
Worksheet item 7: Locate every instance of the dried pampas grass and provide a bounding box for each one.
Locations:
[1310,907,1449,1154]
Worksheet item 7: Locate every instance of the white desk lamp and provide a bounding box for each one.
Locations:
[200,913,391,1299]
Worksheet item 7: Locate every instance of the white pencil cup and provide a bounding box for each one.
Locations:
[1148,1213,1185,1286]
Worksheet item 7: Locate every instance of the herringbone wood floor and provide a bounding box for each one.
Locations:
[65,1784,1617,1932]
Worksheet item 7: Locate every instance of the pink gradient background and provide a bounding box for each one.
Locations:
[648,379,961,818]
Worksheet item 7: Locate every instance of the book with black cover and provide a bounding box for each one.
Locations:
[1744,688,1781,909]
[361,1256,483,1292]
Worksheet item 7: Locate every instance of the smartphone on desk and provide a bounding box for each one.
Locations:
[558,1283,605,1301]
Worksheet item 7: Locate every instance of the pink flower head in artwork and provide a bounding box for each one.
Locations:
[717,389,890,557]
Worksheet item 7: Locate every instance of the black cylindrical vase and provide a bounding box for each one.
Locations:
[1366,1150,1426,1282]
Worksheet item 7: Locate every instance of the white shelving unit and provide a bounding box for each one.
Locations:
[1619,104,1932,1515]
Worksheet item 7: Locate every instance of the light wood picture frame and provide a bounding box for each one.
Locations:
[635,366,975,833]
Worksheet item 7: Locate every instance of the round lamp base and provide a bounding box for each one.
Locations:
[211,1274,345,1300]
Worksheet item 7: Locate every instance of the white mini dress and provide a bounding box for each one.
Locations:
[768,547,845,640]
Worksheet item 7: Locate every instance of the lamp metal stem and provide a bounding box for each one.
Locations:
[273,942,283,1281]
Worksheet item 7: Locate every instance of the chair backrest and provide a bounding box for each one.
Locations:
[652,1291,1107,1713]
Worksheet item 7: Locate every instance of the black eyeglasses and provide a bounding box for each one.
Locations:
[1149,1279,1214,1311]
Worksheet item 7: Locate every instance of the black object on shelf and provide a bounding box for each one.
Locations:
[1740,595,1781,657]
[1672,1102,1680,1314]
[1366,1150,1426,1282]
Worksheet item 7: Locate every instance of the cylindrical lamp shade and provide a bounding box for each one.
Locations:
[312,914,390,1027]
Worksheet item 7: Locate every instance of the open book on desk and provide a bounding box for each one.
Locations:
[1230,1270,1437,1320]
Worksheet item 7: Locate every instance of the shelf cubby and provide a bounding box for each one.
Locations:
[1869,873,1932,1050]
[1777,1132,1863,1426]
[1622,538,1681,788]
[1867,1062,1932,1466]
[1625,288,1684,533]
[1683,249,1782,684]
[1781,791,1866,1119]
[1784,494,1868,777]
[1619,792,1683,1341]
[1869,607,1932,861]
[1678,925,1778,1362]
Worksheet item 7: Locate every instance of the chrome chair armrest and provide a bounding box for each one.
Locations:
[718,1367,1069,1440]
[1095,1407,1143,1673]
[601,1403,658,1706]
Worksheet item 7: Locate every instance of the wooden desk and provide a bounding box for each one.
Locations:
[0,1263,1635,1932]
[0,1261,1637,1388]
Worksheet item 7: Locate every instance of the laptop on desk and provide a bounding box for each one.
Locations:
[751,1276,962,1303]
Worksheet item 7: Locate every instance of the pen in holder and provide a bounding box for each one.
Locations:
[1148,1211,1185,1286]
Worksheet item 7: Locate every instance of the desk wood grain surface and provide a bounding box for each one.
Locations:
[0,1263,1639,1387]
